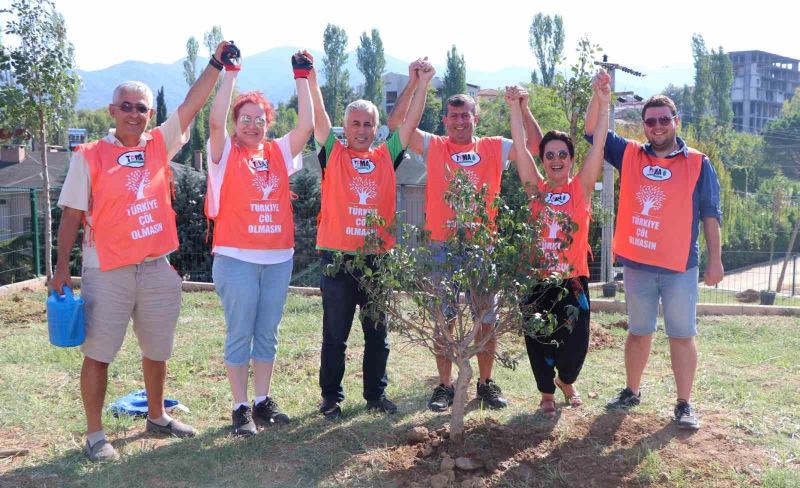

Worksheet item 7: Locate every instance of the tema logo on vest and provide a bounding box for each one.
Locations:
[545,192,571,206]
[450,152,480,167]
[351,158,376,174]
[249,157,269,172]
[643,165,672,181]
[117,150,145,168]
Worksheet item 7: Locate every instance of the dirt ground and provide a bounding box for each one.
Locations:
[366,410,769,487]
[589,321,616,351]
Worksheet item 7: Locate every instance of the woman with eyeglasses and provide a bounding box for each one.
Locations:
[205,49,314,436]
[504,73,610,417]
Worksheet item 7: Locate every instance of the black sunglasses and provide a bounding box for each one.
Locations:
[544,150,570,161]
[643,115,676,128]
[114,101,150,114]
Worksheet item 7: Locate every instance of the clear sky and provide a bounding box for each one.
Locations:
[18,0,800,82]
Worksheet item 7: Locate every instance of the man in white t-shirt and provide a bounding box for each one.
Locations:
[51,41,232,462]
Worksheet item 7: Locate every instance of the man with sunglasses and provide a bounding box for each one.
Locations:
[388,76,543,413]
[584,73,724,430]
[51,41,233,461]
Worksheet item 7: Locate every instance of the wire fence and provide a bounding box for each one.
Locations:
[584,246,800,306]
[0,187,53,285]
[2,187,799,306]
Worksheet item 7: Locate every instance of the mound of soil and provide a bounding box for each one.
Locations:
[368,410,769,487]
[589,321,616,351]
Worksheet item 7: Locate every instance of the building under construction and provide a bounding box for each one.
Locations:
[730,50,800,133]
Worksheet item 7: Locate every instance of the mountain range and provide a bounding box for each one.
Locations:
[76,45,691,110]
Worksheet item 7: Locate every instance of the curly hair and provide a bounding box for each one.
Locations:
[231,91,276,126]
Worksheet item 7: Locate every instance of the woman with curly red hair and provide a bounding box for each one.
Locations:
[205,48,314,436]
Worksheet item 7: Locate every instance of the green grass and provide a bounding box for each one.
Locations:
[1,289,799,487]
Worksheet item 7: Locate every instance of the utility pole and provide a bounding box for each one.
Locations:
[594,55,644,284]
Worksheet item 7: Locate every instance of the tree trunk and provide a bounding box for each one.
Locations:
[449,357,473,446]
[569,111,579,143]
[776,216,800,293]
[768,193,783,291]
[768,226,777,292]
[39,110,53,280]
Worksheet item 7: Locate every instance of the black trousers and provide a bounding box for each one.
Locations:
[319,251,389,403]
[523,276,590,394]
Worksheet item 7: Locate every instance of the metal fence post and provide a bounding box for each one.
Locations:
[29,188,41,276]
[793,253,796,297]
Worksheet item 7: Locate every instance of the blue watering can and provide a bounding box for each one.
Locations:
[46,285,85,347]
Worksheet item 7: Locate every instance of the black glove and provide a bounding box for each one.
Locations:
[221,41,241,71]
[291,52,313,79]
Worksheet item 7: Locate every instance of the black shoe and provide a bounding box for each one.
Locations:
[366,395,398,414]
[674,400,700,430]
[253,397,290,426]
[232,405,257,437]
[428,384,455,412]
[476,379,508,409]
[319,398,342,421]
[606,387,641,409]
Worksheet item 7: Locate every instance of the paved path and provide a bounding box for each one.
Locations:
[702,256,800,295]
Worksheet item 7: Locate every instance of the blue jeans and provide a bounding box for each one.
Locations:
[319,251,389,403]
[213,254,293,365]
[624,265,699,338]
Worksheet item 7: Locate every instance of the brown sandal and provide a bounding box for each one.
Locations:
[538,398,557,417]
[554,377,583,408]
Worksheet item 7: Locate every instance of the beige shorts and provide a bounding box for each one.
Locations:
[80,258,182,363]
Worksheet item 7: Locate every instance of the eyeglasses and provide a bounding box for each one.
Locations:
[239,114,267,128]
[643,115,677,128]
[114,102,150,114]
[544,150,570,161]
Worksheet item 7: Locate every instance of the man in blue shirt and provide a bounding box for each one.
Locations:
[584,72,724,430]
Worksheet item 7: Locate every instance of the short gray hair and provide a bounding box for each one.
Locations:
[344,99,379,127]
[112,81,154,108]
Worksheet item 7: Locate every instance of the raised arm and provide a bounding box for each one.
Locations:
[387,58,426,154]
[307,61,331,144]
[387,58,422,131]
[507,86,543,161]
[583,69,610,137]
[397,61,435,148]
[577,72,611,196]
[505,86,541,196]
[288,51,315,156]
[177,41,229,134]
[208,69,236,164]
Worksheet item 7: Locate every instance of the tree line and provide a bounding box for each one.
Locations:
[2,3,799,286]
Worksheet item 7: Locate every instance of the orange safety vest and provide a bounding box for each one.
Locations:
[82,130,178,271]
[613,141,703,271]
[207,140,294,249]
[531,178,591,278]
[316,140,396,252]
[425,136,504,241]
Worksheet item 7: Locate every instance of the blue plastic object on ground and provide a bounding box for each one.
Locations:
[46,285,85,347]
[108,390,186,418]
